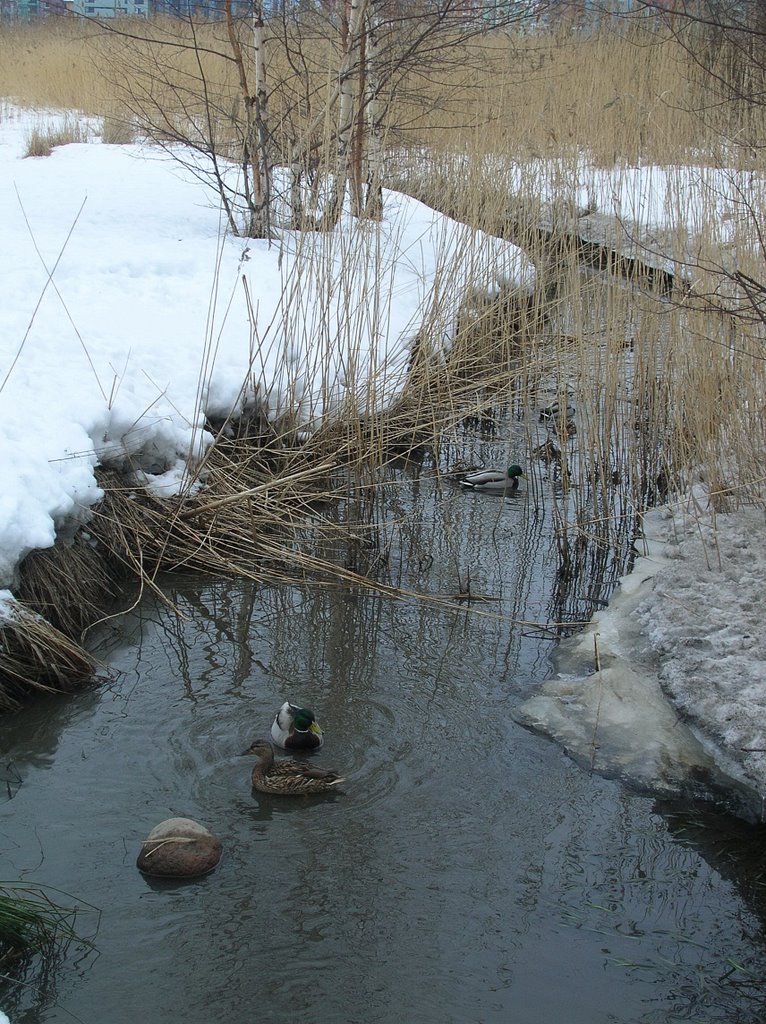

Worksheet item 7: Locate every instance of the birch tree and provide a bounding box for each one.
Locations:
[224,0,272,237]
[97,0,542,236]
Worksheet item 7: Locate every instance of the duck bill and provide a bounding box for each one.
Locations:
[309,721,323,736]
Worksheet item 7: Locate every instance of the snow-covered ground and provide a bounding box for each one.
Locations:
[1,103,765,828]
[0,103,533,590]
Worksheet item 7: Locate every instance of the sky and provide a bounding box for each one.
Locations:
[0,99,764,861]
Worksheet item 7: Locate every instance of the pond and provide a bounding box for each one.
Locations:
[2,455,766,1024]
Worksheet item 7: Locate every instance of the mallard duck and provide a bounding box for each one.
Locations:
[532,439,561,465]
[459,464,524,492]
[241,740,345,796]
[271,700,324,750]
[539,400,576,424]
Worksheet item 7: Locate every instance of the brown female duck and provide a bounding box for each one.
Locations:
[241,740,345,796]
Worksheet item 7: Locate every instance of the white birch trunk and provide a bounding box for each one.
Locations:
[363,5,383,220]
[329,0,370,226]
[252,1,272,238]
[289,146,304,228]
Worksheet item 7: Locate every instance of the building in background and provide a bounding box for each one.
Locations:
[0,0,258,15]
[68,0,148,14]
[0,0,149,14]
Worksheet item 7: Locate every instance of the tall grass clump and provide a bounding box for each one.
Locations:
[24,116,90,157]
[99,107,136,145]
[0,597,94,712]
[0,885,85,965]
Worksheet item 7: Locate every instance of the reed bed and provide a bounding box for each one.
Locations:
[80,309,538,607]
[1,13,766,706]
[1,17,762,166]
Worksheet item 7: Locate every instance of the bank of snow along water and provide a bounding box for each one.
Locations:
[516,485,766,823]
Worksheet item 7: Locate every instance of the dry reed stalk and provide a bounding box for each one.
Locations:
[398,106,766,533]
[0,600,94,713]
[1,14,765,695]
[16,531,122,639]
[70,288,544,624]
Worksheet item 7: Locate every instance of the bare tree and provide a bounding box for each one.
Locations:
[625,0,766,327]
[95,0,544,237]
[224,0,272,236]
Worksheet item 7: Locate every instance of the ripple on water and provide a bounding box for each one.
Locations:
[4,517,766,1024]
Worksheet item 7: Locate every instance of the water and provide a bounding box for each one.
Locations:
[1,462,766,1024]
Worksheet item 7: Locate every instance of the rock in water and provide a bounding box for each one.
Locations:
[136,817,223,878]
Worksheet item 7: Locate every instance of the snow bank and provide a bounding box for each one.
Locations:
[0,105,535,589]
[516,490,766,822]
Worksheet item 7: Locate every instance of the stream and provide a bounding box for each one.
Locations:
[2,454,766,1024]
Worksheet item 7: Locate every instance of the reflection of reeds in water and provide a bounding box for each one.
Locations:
[9,234,762,706]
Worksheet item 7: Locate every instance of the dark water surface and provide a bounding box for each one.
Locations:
[2,465,766,1024]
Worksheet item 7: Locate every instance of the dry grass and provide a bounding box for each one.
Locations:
[0,599,94,713]
[0,20,110,114]
[16,529,123,638]
[1,13,766,705]
[78,329,528,591]
[24,116,90,156]
[0,17,761,165]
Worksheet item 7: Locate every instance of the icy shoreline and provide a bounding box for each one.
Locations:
[516,490,766,822]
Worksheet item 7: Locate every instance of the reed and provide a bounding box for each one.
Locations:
[0,17,760,165]
[0,598,94,712]
[24,116,91,156]
[16,529,123,639]
[1,12,765,704]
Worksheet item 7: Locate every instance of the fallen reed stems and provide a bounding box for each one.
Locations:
[0,599,95,713]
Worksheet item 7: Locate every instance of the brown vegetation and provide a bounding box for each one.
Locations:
[1,13,765,708]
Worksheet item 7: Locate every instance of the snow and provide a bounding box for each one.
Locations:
[404,147,766,248]
[516,491,766,822]
[2,103,766,819]
[0,103,534,590]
